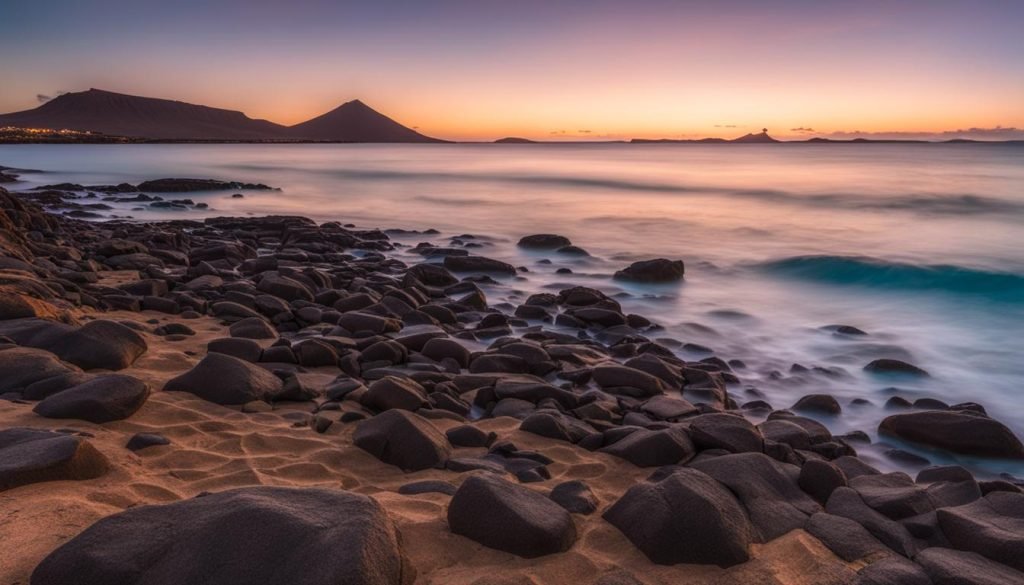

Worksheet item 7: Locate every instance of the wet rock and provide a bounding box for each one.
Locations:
[687,413,764,453]
[126,433,170,451]
[448,474,576,558]
[850,472,933,520]
[163,353,283,405]
[854,556,932,585]
[520,412,595,444]
[864,359,929,377]
[592,364,666,397]
[137,178,275,192]
[799,459,848,504]
[229,317,277,339]
[353,410,451,471]
[603,467,753,566]
[936,491,1024,573]
[825,486,919,557]
[550,480,598,515]
[806,512,889,562]
[517,234,572,249]
[30,486,413,585]
[420,337,471,368]
[445,424,496,448]
[444,255,516,275]
[793,393,842,415]
[599,426,694,467]
[879,410,1024,459]
[34,374,149,423]
[613,259,685,283]
[0,428,108,491]
[362,376,428,412]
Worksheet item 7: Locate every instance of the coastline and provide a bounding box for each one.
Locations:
[2,172,1024,583]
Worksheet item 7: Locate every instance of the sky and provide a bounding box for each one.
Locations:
[1,0,1022,141]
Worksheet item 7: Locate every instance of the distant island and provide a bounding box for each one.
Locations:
[494,137,537,144]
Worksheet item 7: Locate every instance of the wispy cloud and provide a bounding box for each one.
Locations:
[820,126,1024,141]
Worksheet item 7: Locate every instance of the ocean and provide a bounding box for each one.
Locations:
[3,142,1023,477]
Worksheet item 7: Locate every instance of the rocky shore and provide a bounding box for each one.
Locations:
[2,181,1024,585]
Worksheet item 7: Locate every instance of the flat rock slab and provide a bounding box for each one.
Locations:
[0,427,108,491]
[31,486,414,585]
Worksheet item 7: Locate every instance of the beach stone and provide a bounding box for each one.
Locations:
[864,358,929,377]
[917,465,974,484]
[30,486,414,585]
[613,259,685,283]
[126,433,170,451]
[398,480,457,496]
[446,425,496,448]
[163,352,283,405]
[855,557,932,585]
[550,480,598,515]
[592,364,666,397]
[0,347,79,393]
[336,312,400,335]
[936,491,1024,572]
[448,474,576,558]
[443,255,516,275]
[421,337,471,368]
[23,372,93,400]
[520,411,594,444]
[850,472,933,520]
[406,263,459,287]
[354,409,451,471]
[599,426,695,467]
[687,413,764,453]
[0,428,108,491]
[517,234,572,249]
[0,318,147,371]
[915,547,1024,585]
[799,459,848,503]
[362,376,428,412]
[257,273,313,302]
[806,512,889,562]
[293,339,339,367]
[793,393,842,415]
[207,337,263,362]
[879,410,1024,459]
[641,395,698,420]
[603,467,753,567]
[229,317,277,339]
[33,374,149,423]
[692,452,820,541]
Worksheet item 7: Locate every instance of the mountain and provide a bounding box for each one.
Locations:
[730,130,778,143]
[0,89,444,142]
[287,99,443,143]
[494,137,537,143]
[0,89,288,140]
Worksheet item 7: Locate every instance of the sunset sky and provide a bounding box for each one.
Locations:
[1,0,1022,141]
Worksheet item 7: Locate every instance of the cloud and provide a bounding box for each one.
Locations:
[714,124,738,128]
[820,126,1024,141]
[790,127,815,133]
[36,94,52,103]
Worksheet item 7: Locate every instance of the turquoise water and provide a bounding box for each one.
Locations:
[2,142,1023,476]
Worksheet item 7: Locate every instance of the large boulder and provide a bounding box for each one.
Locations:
[0,347,80,393]
[0,428,108,491]
[0,318,147,371]
[163,353,283,405]
[613,259,685,283]
[936,491,1024,573]
[879,410,1024,459]
[687,413,764,453]
[33,374,149,423]
[599,427,695,467]
[592,364,666,397]
[517,234,572,249]
[443,255,516,275]
[448,474,576,558]
[353,410,451,471]
[603,467,754,567]
[825,486,919,558]
[915,547,1024,585]
[31,486,414,585]
[692,452,820,541]
[362,377,428,412]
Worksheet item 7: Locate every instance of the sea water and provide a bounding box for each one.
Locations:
[3,142,1023,477]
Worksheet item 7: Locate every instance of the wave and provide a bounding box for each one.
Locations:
[758,255,1024,302]
[224,163,1024,217]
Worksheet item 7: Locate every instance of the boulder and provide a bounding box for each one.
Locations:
[550,480,599,515]
[854,557,932,585]
[517,234,572,249]
[163,353,283,405]
[34,374,149,423]
[915,547,1024,585]
[353,410,451,471]
[229,317,277,340]
[207,337,263,362]
[592,364,666,397]
[599,427,695,467]
[31,486,414,585]
[448,474,576,558]
[126,433,170,451]
[603,467,753,566]
[864,359,929,377]
[443,255,516,275]
[0,428,108,491]
[936,491,1024,572]
[362,376,428,412]
[0,318,147,371]
[0,347,80,393]
[613,259,685,283]
[806,512,889,562]
[826,487,919,557]
[799,459,848,504]
[879,410,1024,459]
[687,413,764,453]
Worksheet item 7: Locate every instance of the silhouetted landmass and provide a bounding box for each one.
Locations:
[494,137,537,143]
[0,89,443,143]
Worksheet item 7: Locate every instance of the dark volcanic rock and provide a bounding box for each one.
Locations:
[879,410,1024,459]
[687,413,764,453]
[229,317,277,339]
[855,556,932,585]
[603,467,753,567]
[0,318,147,371]
[353,410,451,471]
[0,347,80,393]
[599,427,695,467]
[33,374,149,423]
[806,512,889,562]
[30,486,413,585]
[550,480,599,515]
[613,259,685,283]
[936,491,1024,573]
[864,358,929,377]
[362,376,428,412]
[137,178,275,192]
[517,234,572,249]
[163,352,283,405]
[825,486,918,557]
[126,433,170,451]
[448,473,576,558]
[0,428,108,491]
[915,547,1024,585]
[443,255,516,275]
[793,393,842,415]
